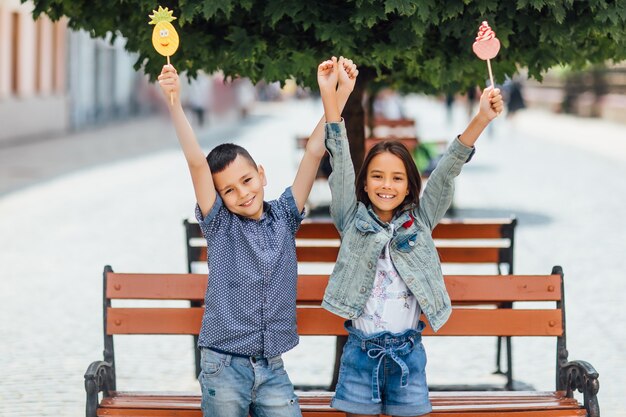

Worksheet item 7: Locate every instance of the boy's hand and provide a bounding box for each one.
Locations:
[317,57,339,93]
[338,56,358,92]
[478,86,504,121]
[158,64,180,101]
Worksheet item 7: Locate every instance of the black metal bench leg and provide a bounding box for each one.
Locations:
[191,300,202,378]
[330,336,347,391]
[194,336,201,377]
[494,336,504,374]
[505,336,513,390]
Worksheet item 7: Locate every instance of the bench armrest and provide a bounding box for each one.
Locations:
[560,360,600,417]
[84,360,115,417]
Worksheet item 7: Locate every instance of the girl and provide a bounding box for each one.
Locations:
[322,87,503,417]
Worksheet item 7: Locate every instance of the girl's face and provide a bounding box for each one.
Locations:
[364,151,409,223]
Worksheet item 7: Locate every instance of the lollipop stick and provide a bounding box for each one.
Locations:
[167,56,173,105]
[486,58,495,90]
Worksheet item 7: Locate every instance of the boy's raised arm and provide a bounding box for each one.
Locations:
[158,65,216,216]
[292,57,359,212]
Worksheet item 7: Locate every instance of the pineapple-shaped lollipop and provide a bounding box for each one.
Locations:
[149,6,179,104]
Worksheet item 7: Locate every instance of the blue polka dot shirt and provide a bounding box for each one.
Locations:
[195,187,305,357]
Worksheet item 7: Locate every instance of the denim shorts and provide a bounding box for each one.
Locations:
[331,321,432,416]
[198,348,302,417]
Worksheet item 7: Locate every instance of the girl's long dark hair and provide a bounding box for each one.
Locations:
[355,141,422,216]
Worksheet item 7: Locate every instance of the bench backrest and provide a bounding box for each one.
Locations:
[104,268,563,338]
[102,265,566,387]
[183,217,517,274]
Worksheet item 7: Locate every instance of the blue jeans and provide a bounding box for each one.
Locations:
[199,348,302,417]
[331,321,432,416]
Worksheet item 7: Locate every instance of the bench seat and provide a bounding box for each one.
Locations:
[98,390,587,416]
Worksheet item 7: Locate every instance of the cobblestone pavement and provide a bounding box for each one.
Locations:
[0,97,624,416]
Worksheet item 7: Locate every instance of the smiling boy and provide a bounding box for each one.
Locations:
[157,57,358,417]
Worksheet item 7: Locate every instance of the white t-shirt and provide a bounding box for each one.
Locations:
[353,225,421,335]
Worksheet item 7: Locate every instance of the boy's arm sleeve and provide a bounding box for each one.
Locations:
[277,187,306,235]
[195,194,224,235]
[416,137,475,230]
[325,120,357,233]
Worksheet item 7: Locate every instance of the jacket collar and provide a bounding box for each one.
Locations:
[355,203,414,233]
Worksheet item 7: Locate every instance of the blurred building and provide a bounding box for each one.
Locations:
[0,0,152,144]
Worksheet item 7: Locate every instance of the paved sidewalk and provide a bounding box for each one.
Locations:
[0,97,624,416]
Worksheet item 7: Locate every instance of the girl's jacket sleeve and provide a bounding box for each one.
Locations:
[415,137,475,230]
[324,120,357,235]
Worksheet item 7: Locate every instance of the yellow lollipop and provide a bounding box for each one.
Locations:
[149,6,179,104]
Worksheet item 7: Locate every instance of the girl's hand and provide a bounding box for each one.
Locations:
[478,86,504,120]
[338,56,358,92]
[317,57,339,93]
[157,64,180,99]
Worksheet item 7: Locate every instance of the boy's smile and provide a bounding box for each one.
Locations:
[212,155,267,220]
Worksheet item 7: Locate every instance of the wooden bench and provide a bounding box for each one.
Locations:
[183,217,519,389]
[85,265,600,417]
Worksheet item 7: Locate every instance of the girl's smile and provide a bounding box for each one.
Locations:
[364,151,409,222]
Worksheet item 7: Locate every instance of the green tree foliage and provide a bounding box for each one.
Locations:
[29,0,626,93]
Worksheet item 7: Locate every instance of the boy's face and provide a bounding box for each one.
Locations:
[212,155,267,220]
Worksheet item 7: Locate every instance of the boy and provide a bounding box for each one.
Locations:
[157,57,358,417]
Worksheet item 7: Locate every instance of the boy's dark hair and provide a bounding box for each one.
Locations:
[356,141,422,215]
[207,143,257,174]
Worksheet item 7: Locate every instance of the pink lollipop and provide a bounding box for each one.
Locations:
[472,21,500,87]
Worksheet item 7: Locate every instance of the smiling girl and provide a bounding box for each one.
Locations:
[322,87,503,417]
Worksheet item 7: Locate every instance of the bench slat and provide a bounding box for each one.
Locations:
[297,308,563,336]
[433,220,515,239]
[106,274,561,302]
[296,221,341,239]
[99,391,585,416]
[193,244,509,264]
[106,307,562,336]
[106,273,207,300]
[437,247,501,263]
[185,218,516,241]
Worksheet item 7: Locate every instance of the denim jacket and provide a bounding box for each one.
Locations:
[322,121,475,332]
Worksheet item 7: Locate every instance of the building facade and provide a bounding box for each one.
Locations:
[0,0,152,144]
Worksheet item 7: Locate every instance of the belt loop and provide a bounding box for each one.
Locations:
[224,354,232,366]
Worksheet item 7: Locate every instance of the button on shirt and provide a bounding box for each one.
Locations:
[195,187,305,357]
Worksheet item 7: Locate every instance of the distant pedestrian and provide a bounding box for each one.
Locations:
[323,85,503,416]
[505,78,526,119]
[445,93,454,123]
[157,57,358,417]
[373,88,405,120]
[466,86,479,120]
[187,73,211,126]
